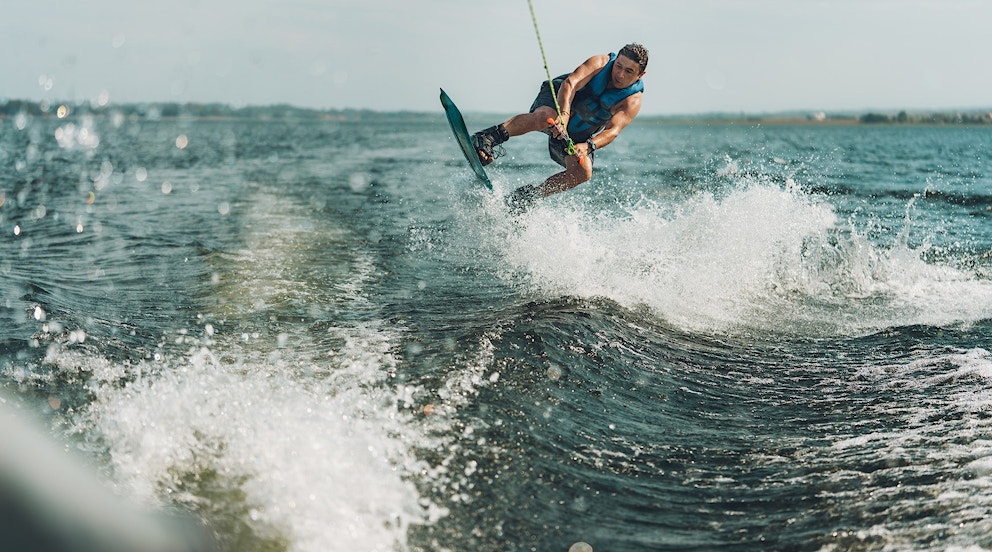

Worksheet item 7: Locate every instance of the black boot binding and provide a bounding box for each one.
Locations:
[471,124,509,166]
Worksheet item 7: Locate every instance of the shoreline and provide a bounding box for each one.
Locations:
[1,99,990,127]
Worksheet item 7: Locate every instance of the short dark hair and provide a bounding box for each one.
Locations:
[619,43,649,72]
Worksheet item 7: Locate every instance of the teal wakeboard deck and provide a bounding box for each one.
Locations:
[440,88,492,190]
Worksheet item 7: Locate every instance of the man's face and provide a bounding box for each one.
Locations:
[611,55,645,89]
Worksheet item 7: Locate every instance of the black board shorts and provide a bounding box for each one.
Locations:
[529,76,596,168]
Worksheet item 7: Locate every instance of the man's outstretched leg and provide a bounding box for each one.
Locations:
[472,106,559,165]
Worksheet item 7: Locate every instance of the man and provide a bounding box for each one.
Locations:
[471,43,648,210]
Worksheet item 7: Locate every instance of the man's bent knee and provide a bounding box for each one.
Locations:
[562,164,592,189]
[569,160,593,183]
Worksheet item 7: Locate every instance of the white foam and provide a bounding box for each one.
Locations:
[496,178,992,336]
[59,322,429,552]
[60,188,440,551]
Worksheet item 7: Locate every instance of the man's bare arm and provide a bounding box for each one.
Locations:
[555,55,610,125]
[588,93,642,150]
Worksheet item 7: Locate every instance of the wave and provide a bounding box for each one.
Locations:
[485,177,992,337]
[401,289,992,550]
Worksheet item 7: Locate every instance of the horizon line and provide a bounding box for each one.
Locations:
[1,97,991,120]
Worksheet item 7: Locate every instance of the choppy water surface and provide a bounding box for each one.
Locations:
[2,111,992,551]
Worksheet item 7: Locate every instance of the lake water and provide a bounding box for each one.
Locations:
[2,111,992,551]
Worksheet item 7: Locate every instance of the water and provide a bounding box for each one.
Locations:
[2,109,992,551]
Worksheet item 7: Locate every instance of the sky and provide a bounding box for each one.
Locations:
[2,0,991,116]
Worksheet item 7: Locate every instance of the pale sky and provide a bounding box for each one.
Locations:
[2,0,990,115]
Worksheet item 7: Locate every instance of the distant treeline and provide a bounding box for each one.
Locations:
[859,110,992,125]
[640,109,992,126]
[1,99,990,125]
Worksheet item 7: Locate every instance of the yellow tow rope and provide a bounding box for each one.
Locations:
[526,0,579,160]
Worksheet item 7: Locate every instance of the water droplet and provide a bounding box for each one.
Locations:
[348,172,369,192]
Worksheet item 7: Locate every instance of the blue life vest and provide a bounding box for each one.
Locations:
[566,53,644,142]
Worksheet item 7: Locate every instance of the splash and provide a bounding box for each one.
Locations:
[498,178,992,336]
[66,331,428,552]
[52,188,442,552]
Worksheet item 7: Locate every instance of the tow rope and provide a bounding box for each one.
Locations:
[526,0,582,163]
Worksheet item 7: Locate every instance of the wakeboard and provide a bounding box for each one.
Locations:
[439,88,492,190]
